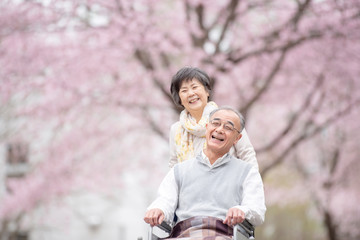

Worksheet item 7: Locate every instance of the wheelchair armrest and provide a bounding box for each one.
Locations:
[148,221,172,240]
[157,221,172,233]
[234,219,255,240]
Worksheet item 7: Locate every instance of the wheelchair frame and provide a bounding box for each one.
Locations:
[148,219,255,240]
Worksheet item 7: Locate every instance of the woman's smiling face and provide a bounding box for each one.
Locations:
[179,78,209,115]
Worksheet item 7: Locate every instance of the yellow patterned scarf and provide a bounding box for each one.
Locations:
[175,101,218,162]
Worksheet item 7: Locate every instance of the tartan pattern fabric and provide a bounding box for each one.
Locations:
[163,216,233,240]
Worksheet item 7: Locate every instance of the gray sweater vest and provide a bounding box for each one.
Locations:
[174,154,252,223]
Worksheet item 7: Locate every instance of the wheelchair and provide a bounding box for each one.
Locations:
[147,217,255,240]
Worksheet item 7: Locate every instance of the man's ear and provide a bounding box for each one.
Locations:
[233,133,242,145]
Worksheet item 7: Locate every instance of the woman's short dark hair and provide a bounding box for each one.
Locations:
[170,67,212,108]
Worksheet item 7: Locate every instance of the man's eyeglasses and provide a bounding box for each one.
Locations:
[209,119,241,133]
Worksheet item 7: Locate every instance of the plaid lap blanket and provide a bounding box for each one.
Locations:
[163,216,233,240]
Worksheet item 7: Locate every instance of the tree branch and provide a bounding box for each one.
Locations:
[257,72,325,153]
[140,106,167,141]
[229,31,323,64]
[240,48,288,113]
[290,0,312,30]
[261,98,360,177]
[214,0,240,54]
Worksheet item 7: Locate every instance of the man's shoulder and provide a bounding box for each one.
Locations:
[174,157,201,177]
[173,157,198,184]
[175,156,197,168]
[227,155,253,169]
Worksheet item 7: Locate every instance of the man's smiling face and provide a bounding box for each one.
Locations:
[205,109,242,156]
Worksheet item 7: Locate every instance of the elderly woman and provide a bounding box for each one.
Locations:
[169,67,258,169]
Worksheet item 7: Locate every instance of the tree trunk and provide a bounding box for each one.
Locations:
[324,210,338,240]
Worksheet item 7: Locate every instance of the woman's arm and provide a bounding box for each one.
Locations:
[169,122,180,168]
[234,166,266,226]
[234,128,259,170]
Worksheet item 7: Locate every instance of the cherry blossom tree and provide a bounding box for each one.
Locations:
[1,0,359,239]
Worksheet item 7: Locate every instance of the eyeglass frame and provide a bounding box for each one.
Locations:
[208,118,241,134]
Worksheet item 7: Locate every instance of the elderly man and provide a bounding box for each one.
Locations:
[144,107,266,239]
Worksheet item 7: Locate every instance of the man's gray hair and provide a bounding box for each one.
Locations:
[209,106,245,132]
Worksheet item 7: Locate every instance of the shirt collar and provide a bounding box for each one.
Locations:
[200,150,231,168]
